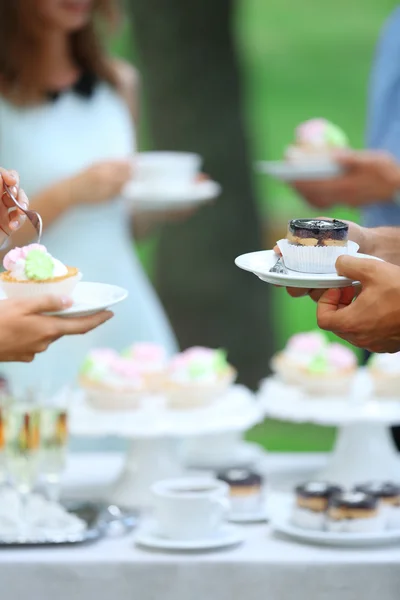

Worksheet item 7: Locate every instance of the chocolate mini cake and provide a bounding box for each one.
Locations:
[354,482,400,529]
[326,492,383,533]
[287,219,349,247]
[217,469,263,513]
[292,481,342,530]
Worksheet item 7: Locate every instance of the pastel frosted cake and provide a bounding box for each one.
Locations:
[277,218,353,274]
[121,343,168,392]
[285,118,348,163]
[271,330,357,395]
[79,349,146,410]
[164,347,237,409]
[367,352,400,398]
[0,244,80,298]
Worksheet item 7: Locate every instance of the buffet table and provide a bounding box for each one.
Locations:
[1,452,400,600]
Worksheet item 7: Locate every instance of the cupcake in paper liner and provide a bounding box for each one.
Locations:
[277,218,358,274]
[367,352,400,398]
[271,331,357,395]
[79,349,147,411]
[121,343,168,393]
[164,347,237,409]
[0,244,81,298]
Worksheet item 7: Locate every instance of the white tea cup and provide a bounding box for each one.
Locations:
[152,477,230,540]
[133,152,202,193]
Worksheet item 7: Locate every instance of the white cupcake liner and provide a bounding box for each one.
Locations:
[80,378,144,411]
[369,370,400,399]
[277,239,359,274]
[0,271,82,299]
[164,368,237,410]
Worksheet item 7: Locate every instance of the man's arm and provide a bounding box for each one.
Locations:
[367,227,400,266]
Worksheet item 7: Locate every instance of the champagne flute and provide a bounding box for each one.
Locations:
[39,386,70,504]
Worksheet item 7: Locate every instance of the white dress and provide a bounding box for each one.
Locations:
[0,81,178,393]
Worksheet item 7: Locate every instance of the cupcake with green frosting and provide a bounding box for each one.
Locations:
[286,118,349,162]
[0,244,81,298]
[165,347,237,409]
[271,331,357,395]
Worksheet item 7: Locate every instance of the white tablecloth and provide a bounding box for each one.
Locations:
[1,452,400,600]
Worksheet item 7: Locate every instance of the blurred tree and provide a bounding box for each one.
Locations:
[128,0,273,388]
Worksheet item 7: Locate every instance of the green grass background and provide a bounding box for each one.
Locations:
[113,1,397,451]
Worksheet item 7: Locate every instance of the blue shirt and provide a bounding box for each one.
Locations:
[363,6,400,227]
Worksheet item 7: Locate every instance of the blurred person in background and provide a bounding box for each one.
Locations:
[0,0,180,391]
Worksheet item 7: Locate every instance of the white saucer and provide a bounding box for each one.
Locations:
[256,160,343,181]
[235,246,382,289]
[228,508,268,524]
[135,523,243,551]
[272,517,400,548]
[49,282,128,317]
[123,180,221,212]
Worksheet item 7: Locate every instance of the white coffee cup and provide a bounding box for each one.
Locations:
[152,477,230,540]
[133,152,202,192]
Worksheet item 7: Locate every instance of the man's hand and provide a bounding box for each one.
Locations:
[292,150,400,208]
[317,256,400,353]
[0,295,113,363]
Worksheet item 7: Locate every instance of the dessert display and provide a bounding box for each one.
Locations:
[367,352,400,398]
[79,348,146,411]
[0,244,80,298]
[217,469,264,514]
[271,330,357,395]
[326,492,383,533]
[354,482,400,529]
[121,343,168,392]
[164,346,237,409]
[291,482,342,530]
[277,218,354,274]
[285,118,349,163]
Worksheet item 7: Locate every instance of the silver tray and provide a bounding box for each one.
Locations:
[0,502,138,547]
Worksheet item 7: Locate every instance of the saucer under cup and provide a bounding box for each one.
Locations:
[133,152,201,193]
[152,477,230,541]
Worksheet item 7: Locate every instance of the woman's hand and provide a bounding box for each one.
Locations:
[0,168,29,244]
[70,160,132,205]
[0,295,113,363]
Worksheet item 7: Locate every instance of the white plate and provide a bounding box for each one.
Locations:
[235,246,382,289]
[135,523,243,551]
[272,516,400,548]
[228,508,268,524]
[256,160,343,181]
[48,282,128,317]
[123,180,221,212]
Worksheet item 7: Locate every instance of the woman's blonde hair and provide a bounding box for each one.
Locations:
[0,0,120,103]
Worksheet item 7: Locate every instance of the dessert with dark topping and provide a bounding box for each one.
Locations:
[354,482,400,529]
[287,219,349,247]
[291,481,342,530]
[326,492,384,533]
[217,468,263,514]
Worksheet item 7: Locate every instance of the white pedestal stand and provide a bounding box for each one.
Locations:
[259,373,400,486]
[70,385,263,507]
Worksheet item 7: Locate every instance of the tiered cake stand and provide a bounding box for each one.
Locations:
[70,385,264,507]
[259,370,400,486]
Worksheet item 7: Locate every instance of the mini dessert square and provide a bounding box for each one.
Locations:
[277,218,353,274]
[326,492,384,533]
[164,347,237,409]
[354,482,400,529]
[367,353,400,398]
[79,349,146,411]
[0,244,80,298]
[217,469,263,514]
[291,481,342,530]
[285,118,349,163]
[271,330,357,395]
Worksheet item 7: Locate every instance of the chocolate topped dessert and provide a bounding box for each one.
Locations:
[287,218,349,247]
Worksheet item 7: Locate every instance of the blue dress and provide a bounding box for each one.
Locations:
[363,6,400,227]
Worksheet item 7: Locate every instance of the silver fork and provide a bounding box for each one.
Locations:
[270,256,288,274]
[3,182,42,243]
